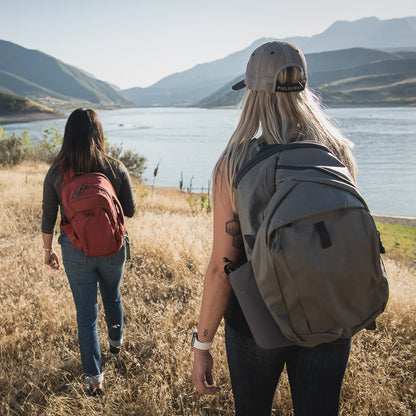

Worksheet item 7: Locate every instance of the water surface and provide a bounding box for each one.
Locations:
[3,106,415,217]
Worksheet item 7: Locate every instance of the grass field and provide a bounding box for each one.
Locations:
[375,221,416,267]
[0,163,415,416]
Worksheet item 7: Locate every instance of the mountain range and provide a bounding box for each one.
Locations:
[122,16,416,107]
[0,40,132,110]
[1,16,416,116]
[199,48,416,108]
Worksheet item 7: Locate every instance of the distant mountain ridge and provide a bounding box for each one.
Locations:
[1,16,416,113]
[122,16,416,107]
[0,40,132,109]
[289,17,416,52]
[198,48,416,107]
[122,38,267,107]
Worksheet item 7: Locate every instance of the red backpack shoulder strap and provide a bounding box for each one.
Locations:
[60,165,82,182]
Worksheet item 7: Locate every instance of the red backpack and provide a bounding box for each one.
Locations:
[60,171,126,257]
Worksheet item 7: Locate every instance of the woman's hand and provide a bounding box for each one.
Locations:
[44,249,60,270]
[192,349,221,395]
[42,233,60,270]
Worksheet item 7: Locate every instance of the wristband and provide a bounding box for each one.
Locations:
[191,332,213,350]
[43,247,53,252]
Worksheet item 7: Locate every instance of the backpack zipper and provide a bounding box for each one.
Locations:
[70,184,119,217]
[275,164,356,186]
[72,185,86,198]
[72,184,112,201]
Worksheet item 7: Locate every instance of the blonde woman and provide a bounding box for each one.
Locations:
[192,41,356,415]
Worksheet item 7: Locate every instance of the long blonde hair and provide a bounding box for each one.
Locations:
[214,67,356,211]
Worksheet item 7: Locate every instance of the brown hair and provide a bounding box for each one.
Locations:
[53,108,115,174]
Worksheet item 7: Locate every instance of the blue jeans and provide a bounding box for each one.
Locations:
[225,325,351,416]
[60,234,126,385]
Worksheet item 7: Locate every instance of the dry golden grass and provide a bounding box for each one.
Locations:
[0,163,415,416]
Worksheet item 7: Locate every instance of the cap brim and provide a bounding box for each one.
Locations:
[232,80,246,91]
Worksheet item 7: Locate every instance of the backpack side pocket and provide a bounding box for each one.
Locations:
[229,261,292,349]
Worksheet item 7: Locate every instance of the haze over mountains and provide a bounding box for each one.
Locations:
[122,16,416,107]
[199,48,416,108]
[1,16,416,116]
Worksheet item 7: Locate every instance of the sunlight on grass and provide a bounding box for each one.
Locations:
[0,163,414,415]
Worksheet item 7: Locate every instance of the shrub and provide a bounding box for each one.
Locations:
[0,126,61,166]
[108,142,147,181]
[119,149,147,180]
[0,127,147,181]
[0,128,31,166]
[36,127,63,163]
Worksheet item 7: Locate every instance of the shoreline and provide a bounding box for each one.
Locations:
[0,163,414,225]
[0,112,66,125]
[373,215,416,227]
[2,104,416,124]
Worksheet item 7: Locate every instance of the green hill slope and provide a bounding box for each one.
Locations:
[0,91,64,123]
[309,57,416,87]
[322,78,416,106]
[0,70,69,100]
[0,40,132,108]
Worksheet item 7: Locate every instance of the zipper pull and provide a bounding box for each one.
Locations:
[73,184,86,198]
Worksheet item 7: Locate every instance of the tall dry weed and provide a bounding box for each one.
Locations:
[0,163,414,415]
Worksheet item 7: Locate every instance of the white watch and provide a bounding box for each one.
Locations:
[192,332,213,350]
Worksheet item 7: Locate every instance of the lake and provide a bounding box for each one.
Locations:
[2,106,416,217]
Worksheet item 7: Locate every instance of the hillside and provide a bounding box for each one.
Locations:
[2,16,416,111]
[122,17,416,107]
[197,48,416,108]
[0,40,132,110]
[0,91,64,123]
[0,91,56,114]
[122,38,266,107]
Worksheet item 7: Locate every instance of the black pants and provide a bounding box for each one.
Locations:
[225,325,351,416]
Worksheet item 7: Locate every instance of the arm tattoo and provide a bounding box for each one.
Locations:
[225,214,243,249]
[203,329,209,340]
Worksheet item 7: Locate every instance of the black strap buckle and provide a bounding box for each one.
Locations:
[223,257,238,275]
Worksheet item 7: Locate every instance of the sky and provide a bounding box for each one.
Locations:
[1,0,416,90]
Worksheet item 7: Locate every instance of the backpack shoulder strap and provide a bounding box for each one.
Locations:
[60,166,79,182]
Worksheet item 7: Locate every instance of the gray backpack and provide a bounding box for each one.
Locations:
[228,141,389,348]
